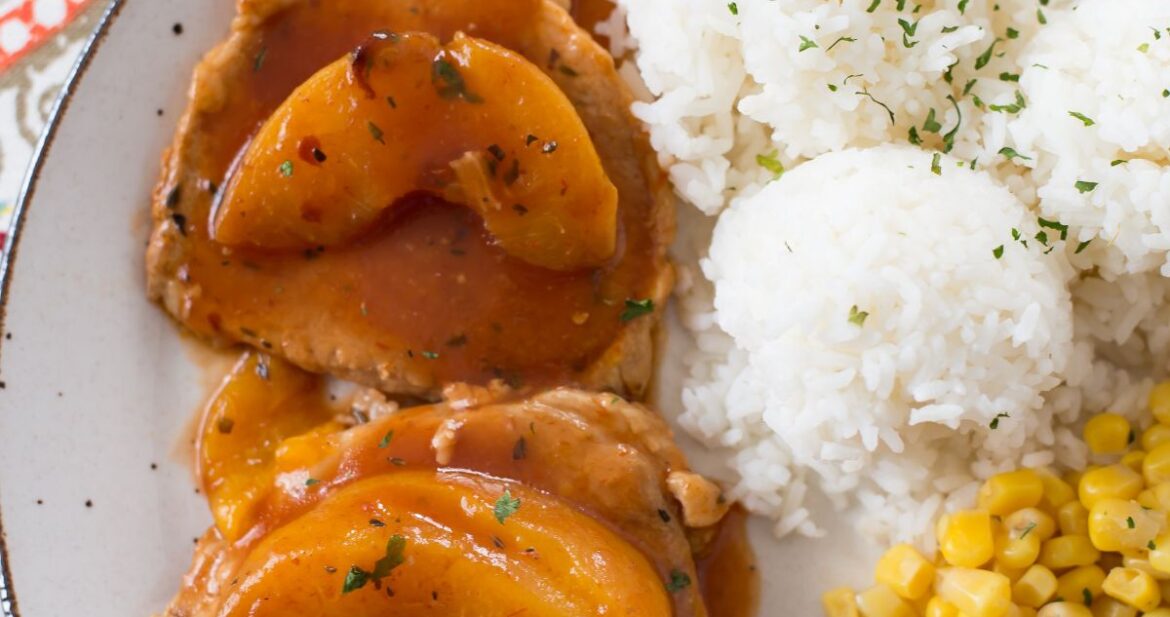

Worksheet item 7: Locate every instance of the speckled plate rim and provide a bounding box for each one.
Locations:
[0,1,125,614]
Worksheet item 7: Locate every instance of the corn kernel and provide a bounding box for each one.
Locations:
[1060,502,1091,536]
[981,470,1045,516]
[875,544,934,600]
[936,567,1013,617]
[941,510,995,568]
[1005,508,1057,543]
[1085,414,1133,455]
[1041,536,1101,571]
[1142,609,1170,617]
[924,596,961,617]
[996,526,1043,570]
[1013,565,1058,608]
[857,584,915,617]
[823,587,860,617]
[994,561,1028,583]
[1149,533,1170,575]
[1036,602,1093,617]
[1016,607,1038,617]
[1040,471,1078,512]
[1144,443,1170,486]
[1137,488,1161,510]
[1152,381,1170,425]
[1079,465,1144,509]
[1088,499,1165,552]
[1143,425,1170,452]
[1089,596,1137,617]
[1101,567,1161,611]
[1152,483,1170,510]
[1120,450,1146,473]
[1056,565,1105,608]
[1122,553,1170,581]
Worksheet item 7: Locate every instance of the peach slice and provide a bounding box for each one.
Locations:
[212,31,618,271]
[212,471,674,616]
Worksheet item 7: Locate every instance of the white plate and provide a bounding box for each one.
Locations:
[0,2,876,615]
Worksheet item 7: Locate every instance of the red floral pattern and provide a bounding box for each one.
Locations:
[0,0,91,71]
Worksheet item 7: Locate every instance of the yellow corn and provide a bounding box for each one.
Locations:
[1040,471,1078,513]
[823,587,860,617]
[1152,381,1170,425]
[935,567,1013,617]
[1059,501,1091,536]
[1144,443,1170,486]
[856,584,915,617]
[1040,535,1101,570]
[1087,498,1164,552]
[1005,508,1057,542]
[1147,532,1170,574]
[1016,607,1038,617]
[1143,424,1170,452]
[1101,567,1160,611]
[1055,565,1105,608]
[1084,414,1133,455]
[1036,602,1093,617]
[1120,450,1146,473]
[996,526,1042,570]
[1142,609,1170,617]
[1122,553,1170,581]
[924,596,960,617]
[1079,465,1144,509]
[1136,488,1161,510]
[1152,482,1170,510]
[1012,565,1058,608]
[941,510,995,568]
[874,544,934,600]
[1089,596,1137,617]
[980,470,1045,516]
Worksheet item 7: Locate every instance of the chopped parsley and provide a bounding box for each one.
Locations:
[1139,42,1150,53]
[798,36,818,52]
[1018,521,1037,538]
[826,36,856,52]
[922,108,942,134]
[1127,516,1136,529]
[1006,27,1019,39]
[621,298,655,322]
[368,121,385,144]
[990,412,1010,429]
[1151,540,1159,550]
[866,0,880,12]
[1037,9,1046,24]
[279,160,294,177]
[999,72,1020,82]
[727,2,737,15]
[253,46,267,72]
[1074,180,1098,194]
[305,478,319,486]
[1111,159,1128,166]
[958,0,970,14]
[1037,217,1068,241]
[341,566,370,593]
[856,89,895,125]
[432,57,484,103]
[998,147,1031,161]
[371,535,407,581]
[930,152,942,175]
[989,91,1026,114]
[1067,111,1095,127]
[993,245,1004,259]
[975,39,1001,70]
[756,151,785,178]
[848,305,869,326]
[897,18,920,48]
[420,350,439,360]
[666,569,692,592]
[493,490,521,524]
[378,430,394,449]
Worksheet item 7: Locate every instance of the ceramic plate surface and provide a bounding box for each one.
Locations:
[0,2,875,615]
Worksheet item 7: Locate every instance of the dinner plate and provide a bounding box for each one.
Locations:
[0,1,876,615]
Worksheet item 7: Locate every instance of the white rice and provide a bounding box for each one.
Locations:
[615,0,1170,547]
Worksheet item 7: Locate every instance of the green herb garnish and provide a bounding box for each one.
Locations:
[279,160,294,177]
[756,151,785,178]
[798,36,818,52]
[1068,111,1095,126]
[1074,180,1098,194]
[848,305,869,326]
[621,298,655,322]
[666,569,692,592]
[432,57,484,103]
[993,245,1004,259]
[990,412,1010,429]
[998,147,1031,161]
[493,490,521,524]
[378,430,394,449]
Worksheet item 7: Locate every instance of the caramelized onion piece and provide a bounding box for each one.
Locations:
[212,31,618,271]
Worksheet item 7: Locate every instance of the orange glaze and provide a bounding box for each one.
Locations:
[158,0,667,393]
[169,351,756,617]
[572,0,619,46]
[213,32,619,272]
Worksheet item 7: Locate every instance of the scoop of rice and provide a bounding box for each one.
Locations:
[617,0,1065,214]
[685,145,1075,542]
[1003,0,1170,279]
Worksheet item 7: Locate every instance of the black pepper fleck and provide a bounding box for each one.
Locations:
[172,23,184,35]
[84,499,93,508]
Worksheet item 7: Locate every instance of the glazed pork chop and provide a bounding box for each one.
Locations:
[146,0,672,398]
[166,353,755,616]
